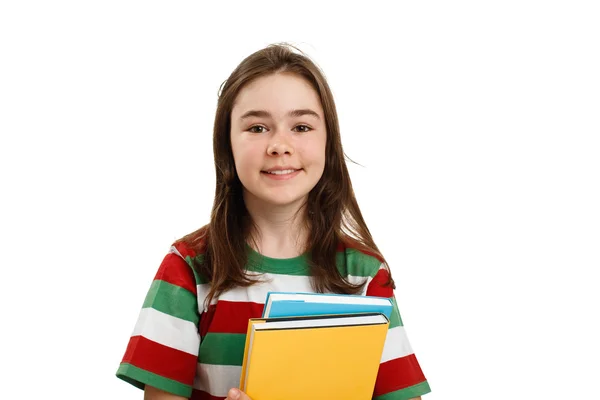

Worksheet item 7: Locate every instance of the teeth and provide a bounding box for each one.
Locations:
[267,169,296,175]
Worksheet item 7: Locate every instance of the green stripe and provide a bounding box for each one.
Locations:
[143,280,199,324]
[116,363,192,398]
[375,381,431,400]
[199,333,246,366]
[244,246,382,277]
[246,245,312,275]
[187,254,204,265]
[336,248,382,278]
[389,296,404,328]
[246,259,311,275]
[186,255,210,284]
[186,246,382,279]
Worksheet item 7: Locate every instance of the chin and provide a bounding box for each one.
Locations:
[260,193,308,208]
[243,187,310,210]
[264,197,305,208]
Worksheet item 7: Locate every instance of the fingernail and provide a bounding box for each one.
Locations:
[228,388,240,399]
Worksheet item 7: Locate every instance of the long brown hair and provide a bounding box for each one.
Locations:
[179,43,393,306]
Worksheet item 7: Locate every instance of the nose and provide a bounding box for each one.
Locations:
[266,130,294,156]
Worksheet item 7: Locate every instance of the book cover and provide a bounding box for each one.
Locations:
[239,313,389,400]
[262,291,393,320]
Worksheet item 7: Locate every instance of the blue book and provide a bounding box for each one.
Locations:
[262,292,393,320]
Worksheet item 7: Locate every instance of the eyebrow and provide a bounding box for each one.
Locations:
[239,109,321,121]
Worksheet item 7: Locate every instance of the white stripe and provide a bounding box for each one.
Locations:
[194,363,241,396]
[197,273,312,307]
[169,245,185,259]
[380,325,414,363]
[351,264,384,295]
[348,274,373,295]
[196,272,373,310]
[131,308,200,356]
[196,282,209,311]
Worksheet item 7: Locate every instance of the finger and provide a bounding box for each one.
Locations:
[227,388,251,400]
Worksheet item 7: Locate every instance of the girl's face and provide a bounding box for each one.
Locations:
[230,73,327,210]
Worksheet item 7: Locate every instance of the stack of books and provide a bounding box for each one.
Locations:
[239,292,393,400]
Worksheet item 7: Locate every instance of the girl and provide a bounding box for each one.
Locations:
[116,43,431,400]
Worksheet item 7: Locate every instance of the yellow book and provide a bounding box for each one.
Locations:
[239,313,389,400]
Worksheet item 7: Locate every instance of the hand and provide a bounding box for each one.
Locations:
[226,388,252,400]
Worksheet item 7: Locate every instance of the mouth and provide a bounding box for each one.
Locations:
[261,168,303,180]
[262,168,301,175]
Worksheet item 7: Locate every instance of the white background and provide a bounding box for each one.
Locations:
[1,1,599,399]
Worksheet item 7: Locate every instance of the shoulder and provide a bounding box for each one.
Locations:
[171,225,209,265]
[171,239,203,264]
[152,226,209,292]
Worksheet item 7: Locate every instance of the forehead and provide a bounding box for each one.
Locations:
[232,73,323,117]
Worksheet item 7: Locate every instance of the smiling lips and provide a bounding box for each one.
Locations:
[261,167,302,180]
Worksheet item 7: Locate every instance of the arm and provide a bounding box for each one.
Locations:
[367,267,431,400]
[116,245,202,399]
[144,385,188,400]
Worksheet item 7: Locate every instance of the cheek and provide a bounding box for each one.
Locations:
[301,136,327,166]
[232,140,262,171]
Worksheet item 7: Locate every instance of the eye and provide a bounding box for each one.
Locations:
[293,125,312,133]
[248,125,267,134]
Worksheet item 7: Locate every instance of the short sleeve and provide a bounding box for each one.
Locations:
[116,246,202,398]
[366,267,432,400]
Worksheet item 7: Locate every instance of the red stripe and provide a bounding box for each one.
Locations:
[206,300,264,334]
[191,389,225,400]
[366,269,394,298]
[154,253,197,294]
[373,354,427,396]
[174,238,204,259]
[199,304,215,338]
[122,335,198,385]
[173,227,208,259]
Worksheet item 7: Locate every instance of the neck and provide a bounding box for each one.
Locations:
[244,194,309,259]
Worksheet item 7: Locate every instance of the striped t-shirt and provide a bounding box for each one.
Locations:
[116,239,431,399]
